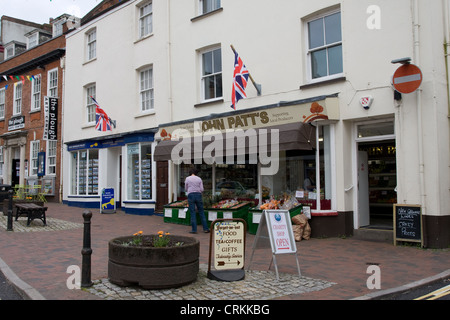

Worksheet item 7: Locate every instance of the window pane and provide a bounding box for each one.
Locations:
[140,144,152,199]
[204,76,215,100]
[71,152,78,194]
[88,150,98,195]
[325,12,341,44]
[203,51,212,75]
[127,144,140,200]
[311,49,327,79]
[308,18,324,49]
[213,48,222,73]
[358,122,395,138]
[215,74,222,98]
[328,45,343,75]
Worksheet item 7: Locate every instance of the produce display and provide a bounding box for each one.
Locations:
[257,194,300,210]
[166,199,250,210]
[210,199,250,209]
[167,200,189,207]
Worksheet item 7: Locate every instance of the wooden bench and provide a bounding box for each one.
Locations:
[15,203,48,226]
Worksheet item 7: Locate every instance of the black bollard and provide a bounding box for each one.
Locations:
[81,210,93,288]
[6,189,13,231]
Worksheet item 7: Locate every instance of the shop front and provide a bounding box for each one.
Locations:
[64,129,157,215]
[154,94,352,237]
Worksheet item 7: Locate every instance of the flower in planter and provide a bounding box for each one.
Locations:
[132,230,143,245]
[153,231,171,247]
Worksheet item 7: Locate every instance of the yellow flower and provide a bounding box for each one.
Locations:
[165,232,170,235]
[138,231,143,234]
[157,231,164,235]
[159,234,163,238]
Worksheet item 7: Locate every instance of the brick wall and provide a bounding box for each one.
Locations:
[0,36,65,202]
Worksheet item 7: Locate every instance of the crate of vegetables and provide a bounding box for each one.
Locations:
[163,200,190,225]
[205,199,252,225]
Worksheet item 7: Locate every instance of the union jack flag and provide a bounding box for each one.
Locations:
[231,51,249,110]
[91,96,112,131]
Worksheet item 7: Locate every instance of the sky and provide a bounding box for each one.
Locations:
[0,0,102,24]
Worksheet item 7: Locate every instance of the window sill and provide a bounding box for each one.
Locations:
[29,109,41,114]
[135,110,155,118]
[191,7,223,22]
[134,33,154,44]
[194,98,224,108]
[82,123,95,129]
[83,57,97,66]
[300,76,346,90]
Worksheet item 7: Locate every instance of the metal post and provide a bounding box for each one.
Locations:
[81,210,93,287]
[7,189,13,231]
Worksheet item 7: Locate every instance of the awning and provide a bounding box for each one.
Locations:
[153,122,316,162]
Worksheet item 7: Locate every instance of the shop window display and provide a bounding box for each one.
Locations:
[127,143,152,200]
[173,125,333,211]
[70,149,99,195]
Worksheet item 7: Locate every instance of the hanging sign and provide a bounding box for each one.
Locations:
[43,96,58,141]
[207,219,246,281]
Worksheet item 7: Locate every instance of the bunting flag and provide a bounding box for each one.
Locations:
[91,96,113,132]
[230,50,249,110]
[0,74,41,89]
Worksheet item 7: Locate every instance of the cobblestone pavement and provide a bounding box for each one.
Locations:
[84,264,335,300]
[0,215,83,232]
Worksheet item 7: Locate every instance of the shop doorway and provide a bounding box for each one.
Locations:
[12,159,20,187]
[156,161,168,213]
[358,140,397,229]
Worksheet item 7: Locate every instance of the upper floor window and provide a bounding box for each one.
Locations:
[53,20,64,37]
[48,69,58,97]
[0,88,5,119]
[31,75,41,111]
[140,67,154,112]
[200,0,221,15]
[86,28,97,61]
[13,82,22,115]
[306,10,343,81]
[27,33,38,49]
[139,2,153,38]
[86,85,96,123]
[201,47,222,101]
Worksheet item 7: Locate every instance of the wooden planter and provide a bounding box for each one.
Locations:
[108,235,199,289]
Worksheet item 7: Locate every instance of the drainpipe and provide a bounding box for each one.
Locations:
[412,0,426,216]
[443,0,450,116]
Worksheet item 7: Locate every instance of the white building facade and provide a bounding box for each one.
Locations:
[63,0,450,248]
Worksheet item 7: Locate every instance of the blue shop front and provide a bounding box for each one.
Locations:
[63,129,159,215]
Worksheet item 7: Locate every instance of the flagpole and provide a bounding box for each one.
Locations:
[230,45,261,96]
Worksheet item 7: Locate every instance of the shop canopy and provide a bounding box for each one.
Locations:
[153,122,316,162]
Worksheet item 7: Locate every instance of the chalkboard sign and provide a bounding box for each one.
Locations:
[394,204,422,246]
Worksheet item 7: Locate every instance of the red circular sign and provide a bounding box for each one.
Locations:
[393,64,423,94]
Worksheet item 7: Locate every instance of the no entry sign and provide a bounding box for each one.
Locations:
[393,63,423,94]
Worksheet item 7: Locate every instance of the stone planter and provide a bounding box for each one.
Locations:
[108,235,199,289]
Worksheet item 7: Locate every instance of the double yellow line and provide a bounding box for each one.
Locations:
[414,284,450,300]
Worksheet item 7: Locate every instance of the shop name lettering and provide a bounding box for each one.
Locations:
[201,111,269,131]
[170,125,279,175]
[44,97,58,140]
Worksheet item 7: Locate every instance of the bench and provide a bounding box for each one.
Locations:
[15,203,48,226]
